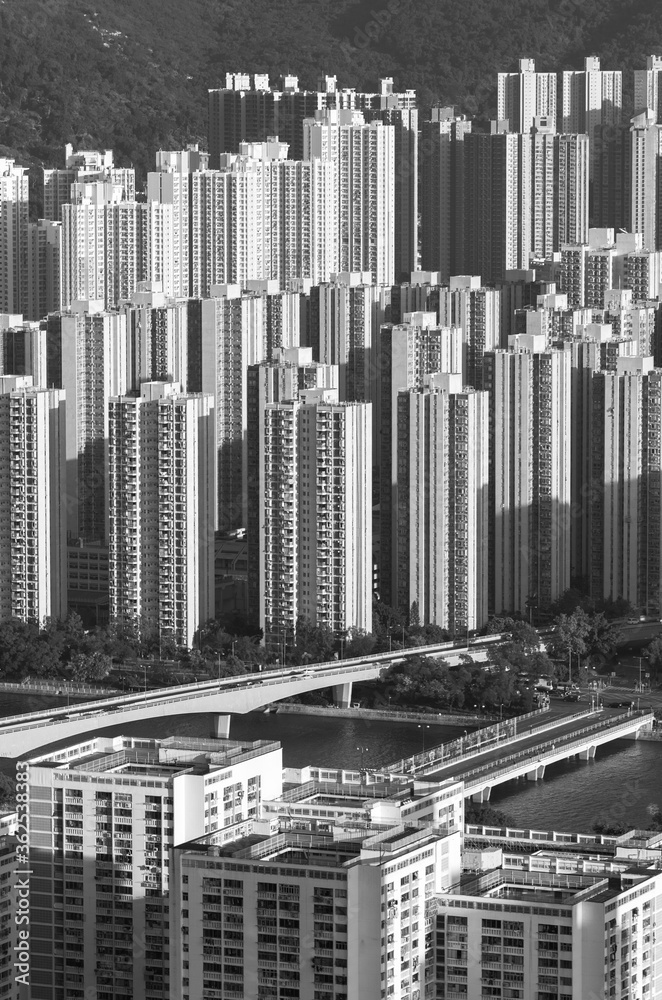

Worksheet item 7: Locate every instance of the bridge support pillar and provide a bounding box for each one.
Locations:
[332,682,353,709]
[578,745,596,760]
[471,787,491,804]
[213,714,232,739]
[526,764,545,782]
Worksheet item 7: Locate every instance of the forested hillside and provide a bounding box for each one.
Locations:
[2,0,662,186]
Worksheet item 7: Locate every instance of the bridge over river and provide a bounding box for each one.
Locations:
[0,636,504,756]
[388,708,654,801]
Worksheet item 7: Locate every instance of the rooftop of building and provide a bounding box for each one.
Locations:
[176,819,445,870]
[465,823,662,858]
[27,734,281,774]
[279,776,460,803]
[456,861,660,906]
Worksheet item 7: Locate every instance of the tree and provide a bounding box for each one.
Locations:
[583,612,621,665]
[484,616,517,635]
[526,651,556,678]
[100,618,142,660]
[415,623,450,644]
[644,637,662,677]
[218,655,248,677]
[380,656,449,707]
[0,773,16,810]
[549,588,592,617]
[195,619,234,658]
[509,621,543,652]
[489,642,529,673]
[483,617,540,651]
[551,610,592,681]
[344,629,377,659]
[465,801,514,827]
[290,617,336,664]
[594,597,638,621]
[593,818,630,836]
[0,619,55,679]
[41,614,83,662]
[371,599,404,641]
[65,651,112,682]
[231,636,267,666]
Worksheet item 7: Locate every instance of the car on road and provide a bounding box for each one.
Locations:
[607,699,631,708]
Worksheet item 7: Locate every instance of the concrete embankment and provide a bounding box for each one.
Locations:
[268,702,493,726]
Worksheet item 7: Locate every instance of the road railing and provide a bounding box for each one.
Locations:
[0,656,467,736]
[0,634,517,726]
[383,706,588,776]
[458,710,655,790]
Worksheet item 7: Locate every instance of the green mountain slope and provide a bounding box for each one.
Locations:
[1,0,662,185]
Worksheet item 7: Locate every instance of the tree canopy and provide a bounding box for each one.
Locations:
[3,0,662,196]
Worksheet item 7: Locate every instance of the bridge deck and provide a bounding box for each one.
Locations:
[418,709,652,787]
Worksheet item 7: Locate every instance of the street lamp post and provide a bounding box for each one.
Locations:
[418,724,430,754]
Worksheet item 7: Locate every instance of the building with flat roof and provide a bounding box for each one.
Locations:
[261,773,465,839]
[436,848,662,1000]
[497,59,557,134]
[171,821,461,1000]
[252,388,372,650]
[45,300,130,543]
[108,381,215,647]
[0,835,20,1000]
[378,314,460,607]
[420,108,471,282]
[0,159,28,316]
[0,375,66,624]
[561,57,622,179]
[26,218,62,320]
[483,344,572,616]
[635,55,662,120]
[589,360,662,615]
[304,110,395,285]
[396,377,489,634]
[43,144,135,224]
[26,733,282,1000]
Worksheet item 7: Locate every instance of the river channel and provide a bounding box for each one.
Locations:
[2,694,661,835]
